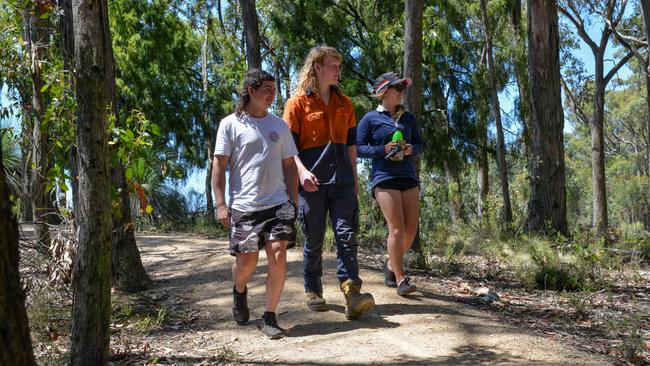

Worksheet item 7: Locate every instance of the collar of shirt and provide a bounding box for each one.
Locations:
[306,85,340,96]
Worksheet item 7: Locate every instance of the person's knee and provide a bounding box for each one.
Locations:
[235,253,258,271]
[389,227,405,243]
[267,256,287,279]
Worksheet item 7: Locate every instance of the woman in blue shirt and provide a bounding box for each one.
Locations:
[357,72,423,296]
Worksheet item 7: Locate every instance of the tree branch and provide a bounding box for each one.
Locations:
[607,18,648,73]
[558,1,598,53]
[560,76,590,125]
[611,0,628,29]
[604,50,634,84]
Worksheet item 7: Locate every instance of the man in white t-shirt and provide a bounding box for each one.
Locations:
[212,69,298,339]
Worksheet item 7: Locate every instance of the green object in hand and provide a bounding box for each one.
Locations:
[392,130,403,141]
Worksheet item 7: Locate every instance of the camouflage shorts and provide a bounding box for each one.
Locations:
[229,201,297,256]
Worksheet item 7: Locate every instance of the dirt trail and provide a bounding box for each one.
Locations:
[132,233,612,365]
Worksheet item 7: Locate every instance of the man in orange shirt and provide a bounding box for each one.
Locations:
[283,46,375,320]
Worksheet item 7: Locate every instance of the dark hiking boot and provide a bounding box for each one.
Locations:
[261,312,286,339]
[232,286,249,325]
[397,276,417,296]
[340,279,375,320]
[383,261,397,288]
[306,291,328,311]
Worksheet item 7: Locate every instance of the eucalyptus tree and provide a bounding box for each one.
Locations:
[527,0,567,235]
[0,137,36,366]
[421,1,485,226]
[403,0,427,268]
[53,0,151,292]
[481,0,513,224]
[240,0,262,69]
[69,0,113,362]
[558,0,633,238]
[201,0,215,215]
[510,0,531,155]
[607,1,650,228]
[26,0,53,248]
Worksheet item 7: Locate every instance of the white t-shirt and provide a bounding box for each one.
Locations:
[214,112,298,212]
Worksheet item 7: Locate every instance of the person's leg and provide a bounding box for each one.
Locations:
[328,185,359,282]
[264,240,288,313]
[231,251,258,325]
[374,188,407,282]
[233,252,259,293]
[330,184,374,319]
[260,239,288,339]
[300,190,327,293]
[401,186,420,255]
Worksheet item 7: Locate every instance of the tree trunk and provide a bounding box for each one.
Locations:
[526,0,567,235]
[481,0,513,224]
[402,0,426,270]
[202,20,214,216]
[239,0,262,69]
[0,140,36,366]
[30,1,52,249]
[640,0,650,231]
[591,63,608,237]
[284,47,291,101]
[111,166,152,292]
[510,0,532,158]
[19,104,33,222]
[69,0,113,363]
[100,0,152,292]
[59,0,80,218]
[19,6,34,223]
[477,104,489,228]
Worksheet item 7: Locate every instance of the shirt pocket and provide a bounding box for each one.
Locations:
[331,108,350,143]
[305,111,326,142]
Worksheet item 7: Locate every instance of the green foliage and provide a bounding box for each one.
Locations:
[607,313,645,363]
[1,128,21,197]
[534,261,583,291]
[112,295,168,336]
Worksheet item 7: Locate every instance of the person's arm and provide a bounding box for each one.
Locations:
[358,115,397,158]
[283,98,319,192]
[293,155,319,192]
[347,145,359,195]
[345,101,359,195]
[282,157,299,206]
[211,155,230,227]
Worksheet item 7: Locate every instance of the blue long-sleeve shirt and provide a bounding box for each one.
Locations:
[357,105,423,189]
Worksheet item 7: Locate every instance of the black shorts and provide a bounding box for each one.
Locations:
[373,177,419,198]
[229,201,297,256]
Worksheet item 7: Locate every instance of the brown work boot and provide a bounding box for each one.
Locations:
[306,291,328,311]
[340,279,375,320]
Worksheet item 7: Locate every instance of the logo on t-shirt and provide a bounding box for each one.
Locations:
[268,131,279,142]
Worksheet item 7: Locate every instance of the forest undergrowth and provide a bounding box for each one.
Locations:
[17,219,650,365]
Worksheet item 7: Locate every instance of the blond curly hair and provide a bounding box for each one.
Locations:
[294,45,343,96]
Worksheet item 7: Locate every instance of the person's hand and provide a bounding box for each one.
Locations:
[299,170,319,192]
[384,141,400,154]
[403,143,413,156]
[216,203,231,228]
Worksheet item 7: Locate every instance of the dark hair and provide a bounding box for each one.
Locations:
[235,69,275,116]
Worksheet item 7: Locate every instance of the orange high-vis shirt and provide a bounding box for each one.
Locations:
[282,90,357,185]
